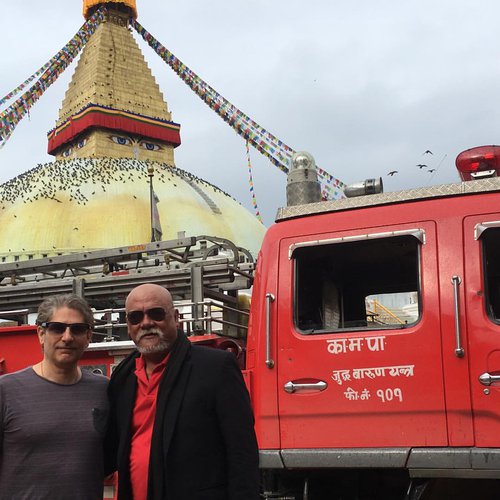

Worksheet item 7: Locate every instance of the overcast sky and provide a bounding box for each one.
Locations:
[2,1,500,226]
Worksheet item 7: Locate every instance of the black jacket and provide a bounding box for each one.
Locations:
[105,332,260,500]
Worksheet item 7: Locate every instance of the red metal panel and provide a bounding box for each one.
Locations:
[464,212,500,446]
[0,326,40,374]
[246,235,281,450]
[433,199,474,446]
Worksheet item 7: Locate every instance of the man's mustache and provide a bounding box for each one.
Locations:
[136,328,164,342]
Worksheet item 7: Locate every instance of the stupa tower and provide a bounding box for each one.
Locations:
[0,0,265,261]
[48,0,181,163]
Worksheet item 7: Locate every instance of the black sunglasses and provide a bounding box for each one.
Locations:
[126,307,167,325]
[39,322,90,336]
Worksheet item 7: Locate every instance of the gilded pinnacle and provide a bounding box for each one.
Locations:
[83,0,137,20]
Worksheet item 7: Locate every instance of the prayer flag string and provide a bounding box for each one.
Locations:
[0,8,106,149]
[0,62,51,108]
[245,140,263,223]
[132,20,345,200]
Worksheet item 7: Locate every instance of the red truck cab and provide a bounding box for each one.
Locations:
[246,148,500,498]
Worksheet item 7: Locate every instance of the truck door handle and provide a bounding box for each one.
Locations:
[265,293,275,369]
[479,372,500,386]
[284,381,328,394]
[451,275,465,358]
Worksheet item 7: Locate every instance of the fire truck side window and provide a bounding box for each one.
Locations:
[482,228,500,322]
[294,235,421,333]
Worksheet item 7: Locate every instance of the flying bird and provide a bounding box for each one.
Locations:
[387,170,398,176]
[423,150,433,155]
[428,169,436,173]
[417,164,427,169]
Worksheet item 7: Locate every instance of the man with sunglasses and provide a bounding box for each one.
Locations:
[105,283,259,500]
[0,294,108,500]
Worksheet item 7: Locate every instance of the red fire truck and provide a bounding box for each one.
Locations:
[2,146,500,499]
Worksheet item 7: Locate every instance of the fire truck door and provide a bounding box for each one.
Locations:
[464,217,500,446]
[276,223,448,449]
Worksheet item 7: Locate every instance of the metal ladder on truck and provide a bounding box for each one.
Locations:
[0,233,255,341]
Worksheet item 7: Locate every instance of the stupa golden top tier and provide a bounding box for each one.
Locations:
[83,0,137,19]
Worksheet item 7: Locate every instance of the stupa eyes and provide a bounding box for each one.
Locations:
[62,148,72,157]
[110,135,132,146]
[108,135,161,152]
[76,138,87,149]
[140,141,161,151]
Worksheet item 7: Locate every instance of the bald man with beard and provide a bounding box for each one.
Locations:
[105,283,259,500]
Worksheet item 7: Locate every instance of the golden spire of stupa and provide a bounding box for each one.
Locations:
[83,0,137,20]
[47,0,180,163]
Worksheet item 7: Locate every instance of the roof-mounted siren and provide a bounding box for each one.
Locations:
[344,178,383,198]
[286,151,322,206]
[455,145,500,181]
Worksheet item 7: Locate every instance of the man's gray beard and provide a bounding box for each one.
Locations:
[137,340,171,354]
[135,328,173,354]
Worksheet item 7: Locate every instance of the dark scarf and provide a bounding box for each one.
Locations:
[110,331,191,500]
[147,331,191,500]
